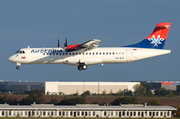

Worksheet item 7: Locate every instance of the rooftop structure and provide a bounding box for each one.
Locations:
[0,103,176,118]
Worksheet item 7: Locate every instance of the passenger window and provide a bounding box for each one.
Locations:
[59,53,61,55]
[103,52,105,55]
[89,53,91,55]
[47,53,49,55]
[122,52,124,55]
[76,53,78,55]
[72,53,74,55]
[96,53,98,55]
[43,53,45,55]
[53,53,55,55]
[63,53,64,55]
[86,53,88,55]
[50,53,52,55]
[106,52,108,55]
[69,53,71,55]
[82,53,84,55]
[56,53,58,55]
[66,53,68,55]
[79,53,81,55]
[99,52,101,55]
[93,53,94,55]
[119,52,121,55]
[116,52,118,55]
[113,52,114,55]
[109,52,111,55]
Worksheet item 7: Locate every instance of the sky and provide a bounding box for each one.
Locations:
[0,0,180,82]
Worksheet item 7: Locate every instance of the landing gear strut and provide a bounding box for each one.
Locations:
[16,63,21,70]
[78,63,87,71]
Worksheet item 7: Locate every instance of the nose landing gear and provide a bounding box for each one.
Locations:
[16,66,20,70]
[78,63,87,71]
[16,63,21,70]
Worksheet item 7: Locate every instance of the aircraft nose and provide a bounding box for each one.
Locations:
[8,56,13,62]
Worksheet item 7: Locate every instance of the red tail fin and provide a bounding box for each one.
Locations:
[146,22,171,40]
[124,22,171,49]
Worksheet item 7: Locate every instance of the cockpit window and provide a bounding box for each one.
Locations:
[15,50,25,54]
[15,50,20,54]
[19,51,25,54]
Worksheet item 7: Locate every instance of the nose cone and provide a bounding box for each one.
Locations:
[8,56,14,62]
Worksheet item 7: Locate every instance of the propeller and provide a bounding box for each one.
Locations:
[64,37,67,47]
[58,39,60,47]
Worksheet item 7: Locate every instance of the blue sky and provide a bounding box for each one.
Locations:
[0,0,179,82]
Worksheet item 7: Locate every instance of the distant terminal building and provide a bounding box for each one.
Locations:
[0,81,140,95]
[0,103,176,117]
[45,82,140,95]
[140,81,180,91]
[0,81,44,93]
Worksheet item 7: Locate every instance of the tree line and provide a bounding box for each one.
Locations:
[133,83,180,97]
[0,92,159,106]
[1,89,180,117]
[74,84,180,97]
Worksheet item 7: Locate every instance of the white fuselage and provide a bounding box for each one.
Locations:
[8,47,171,66]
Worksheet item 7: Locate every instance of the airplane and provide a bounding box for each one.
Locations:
[8,22,171,71]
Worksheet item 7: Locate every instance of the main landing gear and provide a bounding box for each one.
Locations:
[16,63,21,70]
[78,63,87,71]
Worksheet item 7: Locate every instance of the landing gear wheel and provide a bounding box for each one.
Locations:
[82,65,87,70]
[78,63,87,71]
[78,65,83,71]
[16,66,20,70]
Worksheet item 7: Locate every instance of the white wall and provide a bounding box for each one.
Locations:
[45,82,140,95]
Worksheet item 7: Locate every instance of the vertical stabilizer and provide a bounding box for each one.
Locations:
[124,22,171,49]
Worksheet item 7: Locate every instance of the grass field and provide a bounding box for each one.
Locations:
[1,94,180,107]
[1,117,180,119]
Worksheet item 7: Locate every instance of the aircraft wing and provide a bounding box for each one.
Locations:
[79,39,101,51]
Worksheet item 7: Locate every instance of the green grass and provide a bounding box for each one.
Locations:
[1,117,180,119]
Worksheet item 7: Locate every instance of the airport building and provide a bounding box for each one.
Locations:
[45,82,140,95]
[0,81,45,93]
[141,81,180,91]
[1,81,179,95]
[0,103,176,118]
[0,81,140,95]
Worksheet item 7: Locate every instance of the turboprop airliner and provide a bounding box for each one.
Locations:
[8,22,171,71]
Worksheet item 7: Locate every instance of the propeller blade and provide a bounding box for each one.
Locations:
[64,37,67,47]
[58,39,60,47]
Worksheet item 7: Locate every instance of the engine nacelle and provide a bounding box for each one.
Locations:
[67,44,80,50]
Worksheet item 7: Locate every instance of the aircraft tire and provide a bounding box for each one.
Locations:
[82,65,87,70]
[78,65,83,71]
[16,66,20,70]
